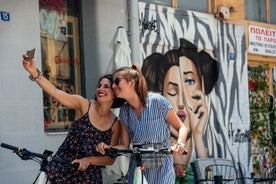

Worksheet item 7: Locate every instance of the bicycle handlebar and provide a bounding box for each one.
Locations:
[105,147,187,158]
[1,142,19,151]
[1,142,74,166]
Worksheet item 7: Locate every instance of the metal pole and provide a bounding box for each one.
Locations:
[128,0,141,66]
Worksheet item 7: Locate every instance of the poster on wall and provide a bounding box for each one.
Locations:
[248,25,276,57]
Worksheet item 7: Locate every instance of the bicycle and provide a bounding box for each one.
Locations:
[1,142,77,184]
[105,144,187,184]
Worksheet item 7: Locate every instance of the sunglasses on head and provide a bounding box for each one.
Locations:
[113,78,125,85]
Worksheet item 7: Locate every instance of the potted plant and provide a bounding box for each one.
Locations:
[248,64,276,174]
[174,164,193,184]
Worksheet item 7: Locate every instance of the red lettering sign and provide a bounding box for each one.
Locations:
[54,56,80,65]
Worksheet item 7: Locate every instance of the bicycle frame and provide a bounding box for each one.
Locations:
[34,171,48,184]
[1,142,75,184]
[134,166,148,184]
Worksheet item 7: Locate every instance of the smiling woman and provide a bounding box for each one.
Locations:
[21,51,126,183]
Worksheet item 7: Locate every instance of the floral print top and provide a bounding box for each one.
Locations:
[47,101,117,184]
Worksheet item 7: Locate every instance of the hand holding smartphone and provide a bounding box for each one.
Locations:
[25,48,36,61]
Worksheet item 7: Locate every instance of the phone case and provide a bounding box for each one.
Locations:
[26,48,36,60]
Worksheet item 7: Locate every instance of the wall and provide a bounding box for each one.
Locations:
[0,0,128,183]
[0,1,54,183]
[81,0,129,99]
[138,2,251,176]
[1,0,266,182]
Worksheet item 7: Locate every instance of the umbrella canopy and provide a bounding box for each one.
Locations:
[106,26,132,73]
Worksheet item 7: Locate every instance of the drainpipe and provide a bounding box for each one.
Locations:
[128,0,141,66]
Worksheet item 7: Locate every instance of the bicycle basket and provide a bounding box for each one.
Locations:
[140,143,166,168]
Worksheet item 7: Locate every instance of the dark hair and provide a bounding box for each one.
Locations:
[94,74,126,108]
[142,38,219,95]
[198,50,219,94]
[113,64,148,107]
[141,53,163,92]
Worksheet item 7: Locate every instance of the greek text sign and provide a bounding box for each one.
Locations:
[248,25,276,56]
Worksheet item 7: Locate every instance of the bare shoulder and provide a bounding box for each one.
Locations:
[116,119,127,131]
[111,116,122,129]
[74,97,91,119]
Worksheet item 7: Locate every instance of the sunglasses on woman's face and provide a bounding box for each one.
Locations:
[112,78,125,85]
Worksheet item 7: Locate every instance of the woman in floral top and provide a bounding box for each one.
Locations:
[22,53,125,183]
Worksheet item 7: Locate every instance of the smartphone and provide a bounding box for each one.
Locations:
[25,48,36,60]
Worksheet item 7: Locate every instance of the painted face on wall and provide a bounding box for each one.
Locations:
[163,65,192,165]
[179,56,201,112]
[163,55,202,120]
[163,65,187,123]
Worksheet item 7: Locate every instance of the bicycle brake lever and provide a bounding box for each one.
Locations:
[167,148,188,155]
[105,147,118,158]
[71,163,84,170]
[72,162,79,169]
[72,163,92,173]
[15,148,32,160]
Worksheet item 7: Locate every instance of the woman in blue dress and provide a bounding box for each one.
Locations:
[98,64,189,184]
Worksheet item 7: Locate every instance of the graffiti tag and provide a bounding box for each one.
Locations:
[39,9,66,41]
[142,19,159,34]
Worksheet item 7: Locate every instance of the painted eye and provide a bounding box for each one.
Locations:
[185,79,195,86]
[166,85,178,96]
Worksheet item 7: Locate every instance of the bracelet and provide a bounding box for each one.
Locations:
[177,141,186,147]
[29,68,42,82]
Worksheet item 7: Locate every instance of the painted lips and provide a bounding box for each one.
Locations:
[177,111,186,122]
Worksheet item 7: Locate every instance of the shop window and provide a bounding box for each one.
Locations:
[177,0,208,13]
[139,0,208,12]
[139,0,172,7]
[245,0,267,23]
[39,0,81,132]
[270,0,276,24]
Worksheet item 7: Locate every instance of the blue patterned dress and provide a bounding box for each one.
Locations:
[47,101,116,184]
[119,93,175,184]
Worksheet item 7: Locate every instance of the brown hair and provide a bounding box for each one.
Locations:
[113,64,148,107]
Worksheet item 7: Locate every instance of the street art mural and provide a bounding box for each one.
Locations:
[138,2,251,177]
